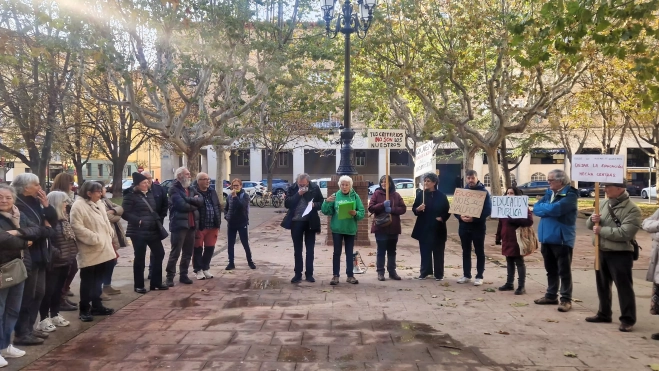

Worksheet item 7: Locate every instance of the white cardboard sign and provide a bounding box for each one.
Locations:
[491,196,529,219]
[571,154,625,183]
[414,141,435,178]
[367,129,406,149]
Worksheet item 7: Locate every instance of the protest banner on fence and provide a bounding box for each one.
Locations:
[449,188,488,218]
[491,196,529,218]
[367,129,406,149]
[414,141,435,178]
[571,154,625,183]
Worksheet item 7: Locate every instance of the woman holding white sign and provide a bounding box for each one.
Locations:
[495,187,533,295]
[411,173,451,280]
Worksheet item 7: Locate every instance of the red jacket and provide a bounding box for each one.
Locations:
[368,188,407,234]
[495,209,534,257]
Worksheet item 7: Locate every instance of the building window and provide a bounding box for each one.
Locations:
[278,153,289,168]
[98,164,103,177]
[86,163,92,177]
[355,151,366,166]
[237,151,250,167]
[530,149,565,164]
[390,151,410,166]
[531,172,546,181]
[483,174,504,187]
[124,165,131,177]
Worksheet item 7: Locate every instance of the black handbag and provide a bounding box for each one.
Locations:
[141,197,169,240]
[607,203,640,260]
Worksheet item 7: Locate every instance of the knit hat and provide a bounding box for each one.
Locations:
[603,179,627,188]
[132,172,148,185]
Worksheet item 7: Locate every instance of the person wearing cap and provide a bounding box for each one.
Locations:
[533,169,578,313]
[586,180,641,332]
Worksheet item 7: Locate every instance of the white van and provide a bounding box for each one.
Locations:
[311,178,330,198]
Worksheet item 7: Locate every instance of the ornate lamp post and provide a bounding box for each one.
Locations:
[322,0,377,175]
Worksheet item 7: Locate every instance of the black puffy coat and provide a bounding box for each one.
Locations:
[150,184,168,223]
[0,212,52,268]
[50,220,78,267]
[281,183,324,233]
[191,186,222,230]
[122,187,163,241]
[168,180,202,232]
[224,189,250,229]
[15,194,58,270]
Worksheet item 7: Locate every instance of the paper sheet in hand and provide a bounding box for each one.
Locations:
[338,201,355,220]
[302,201,313,217]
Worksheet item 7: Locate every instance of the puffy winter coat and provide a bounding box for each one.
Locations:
[224,189,250,229]
[412,188,451,242]
[368,187,406,235]
[643,208,659,284]
[191,186,222,230]
[150,184,168,222]
[70,198,116,269]
[0,212,51,267]
[495,209,534,257]
[533,185,579,247]
[50,220,78,267]
[15,194,58,270]
[122,187,163,241]
[168,180,202,232]
[281,183,324,233]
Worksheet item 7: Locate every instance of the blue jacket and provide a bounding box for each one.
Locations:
[454,181,491,232]
[533,185,579,247]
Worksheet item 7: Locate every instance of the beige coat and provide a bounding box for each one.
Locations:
[586,195,641,252]
[70,198,116,269]
[642,208,659,284]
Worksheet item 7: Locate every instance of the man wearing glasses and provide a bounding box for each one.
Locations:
[533,169,579,313]
[191,173,221,280]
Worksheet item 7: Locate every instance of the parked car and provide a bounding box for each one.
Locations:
[223,181,265,199]
[626,181,643,196]
[159,179,175,194]
[191,178,216,190]
[104,179,131,192]
[393,178,414,184]
[368,184,379,195]
[516,181,551,197]
[642,185,657,199]
[394,182,417,198]
[260,179,289,194]
[579,183,605,197]
[311,178,330,198]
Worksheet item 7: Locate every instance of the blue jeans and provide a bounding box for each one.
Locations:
[332,233,355,277]
[459,230,486,279]
[102,259,116,286]
[0,281,24,349]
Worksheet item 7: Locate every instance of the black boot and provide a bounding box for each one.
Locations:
[517,257,527,291]
[79,303,93,322]
[91,305,115,316]
[515,286,526,295]
[499,283,514,291]
[225,262,235,270]
[179,275,193,284]
[166,277,175,287]
[378,273,385,281]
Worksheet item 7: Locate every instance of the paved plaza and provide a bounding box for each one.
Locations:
[11,210,659,370]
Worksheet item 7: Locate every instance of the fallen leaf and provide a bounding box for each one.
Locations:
[484,332,491,335]
[497,331,510,335]
[483,288,496,293]
[440,282,450,287]
[649,364,659,371]
[431,295,438,298]
[321,289,332,293]
[200,289,208,292]
[368,252,375,256]
[452,273,460,277]
[368,263,375,267]
[510,302,529,307]
[544,319,559,323]
[474,298,485,302]
[398,288,412,291]
[564,351,577,358]
[445,265,454,268]
[444,289,455,292]
[484,281,493,284]
[573,299,583,303]
[449,351,460,355]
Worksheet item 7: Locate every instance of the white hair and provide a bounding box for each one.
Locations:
[47,191,69,220]
[338,175,353,188]
[174,167,189,180]
[12,173,40,195]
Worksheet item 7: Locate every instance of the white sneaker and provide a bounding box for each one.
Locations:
[473,278,483,286]
[1,345,25,358]
[195,271,205,280]
[0,355,7,367]
[36,318,56,332]
[457,277,471,284]
[51,314,70,327]
[203,270,214,279]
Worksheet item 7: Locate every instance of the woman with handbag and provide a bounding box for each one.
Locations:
[368,175,407,281]
[495,187,533,295]
[322,176,366,285]
[411,173,451,280]
[121,172,168,294]
[0,184,52,364]
[100,184,126,298]
[36,191,77,334]
[70,181,116,322]
[51,173,78,310]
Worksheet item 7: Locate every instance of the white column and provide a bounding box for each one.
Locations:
[292,148,305,179]
[223,150,231,181]
[206,147,217,179]
[517,154,531,183]
[378,149,387,177]
[473,150,484,174]
[250,148,263,181]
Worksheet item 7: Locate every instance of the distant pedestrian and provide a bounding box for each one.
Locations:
[322,176,365,286]
[642,208,659,340]
[50,173,79,310]
[191,172,221,280]
[281,173,324,283]
[224,178,255,270]
[153,179,160,185]
[99,184,125,299]
[454,170,491,286]
[586,181,641,332]
[533,169,578,313]
[369,175,407,281]
[495,187,532,295]
[411,173,450,280]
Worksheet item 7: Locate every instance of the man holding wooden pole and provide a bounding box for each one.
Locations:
[532,169,579,312]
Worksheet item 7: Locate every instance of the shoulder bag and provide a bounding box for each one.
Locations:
[372,193,392,227]
[516,225,539,256]
[141,196,169,240]
[607,203,640,260]
[0,247,27,289]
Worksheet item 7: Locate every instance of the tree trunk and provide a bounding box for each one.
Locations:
[266,150,277,193]
[109,153,131,196]
[214,145,228,206]
[75,163,85,186]
[185,146,202,177]
[484,146,502,196]
[500,140,512,189]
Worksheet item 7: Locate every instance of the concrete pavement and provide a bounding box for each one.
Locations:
[12,208,659,370]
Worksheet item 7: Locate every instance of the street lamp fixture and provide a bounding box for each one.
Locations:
[322,0,377,175]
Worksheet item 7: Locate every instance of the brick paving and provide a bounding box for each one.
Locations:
[22,211,659,370]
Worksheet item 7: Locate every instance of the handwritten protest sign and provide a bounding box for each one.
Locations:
[414,141,435,178]
[571,154,625,183]
[367,129,406,149]
[449,188,487,218]
[491,196,529,219]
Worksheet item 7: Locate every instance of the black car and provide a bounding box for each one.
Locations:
[626,182,643,196]
[159,179,175,194]
[516,181,550,197]
[579,183,605,197]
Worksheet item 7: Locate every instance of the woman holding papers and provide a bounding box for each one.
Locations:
[411,173,451,280]
[495,187,533,295]
[322,176,365,286]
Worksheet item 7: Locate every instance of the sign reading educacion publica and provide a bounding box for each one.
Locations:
[367,129,406,149]
[414,141,435,178]
[571,154,625,183]
[449,188,487,218]
[491,196,529,219]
